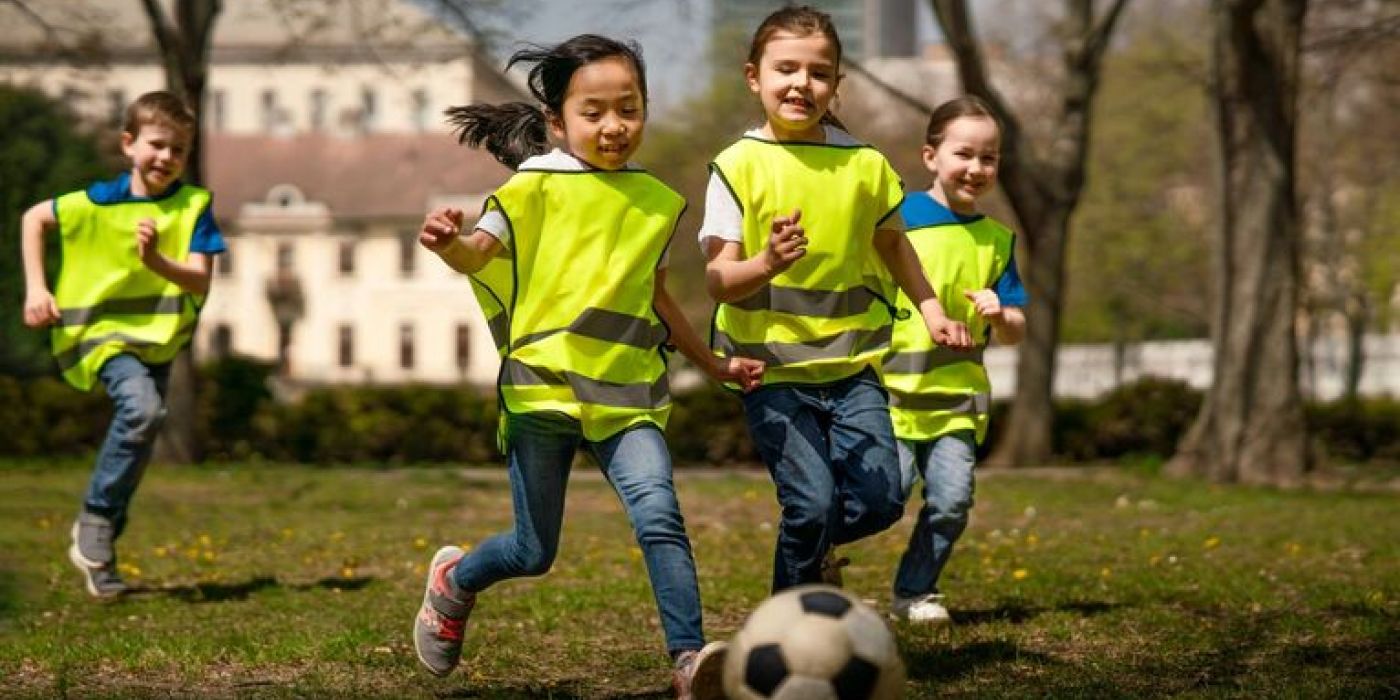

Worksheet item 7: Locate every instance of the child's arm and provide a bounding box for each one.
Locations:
[704,208,806,303]
[21,200,61,327]
[420,206,501,275]
[964,289,1027,345]
[873,228,975,350]
[136,218,214,295]
[655,269,764,391]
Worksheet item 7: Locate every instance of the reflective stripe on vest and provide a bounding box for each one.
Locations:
[884,216,1014,443]
[51,185,208,391]
[483,167,683,441]
[710,137,906,386]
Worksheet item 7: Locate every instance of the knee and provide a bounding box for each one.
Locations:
[782,494,834,537]
[120,397,167,444]
[630,494,686,544]
[511,544,556,577]
[868,496,904,531]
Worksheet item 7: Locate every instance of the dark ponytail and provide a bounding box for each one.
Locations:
[444,34,648,170]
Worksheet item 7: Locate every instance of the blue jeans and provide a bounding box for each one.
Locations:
[452,411,704,654]
[741,368,904,592]
[892,431,977,599]
[84,354,170,537]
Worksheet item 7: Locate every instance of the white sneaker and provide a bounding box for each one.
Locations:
[891,593,951,626]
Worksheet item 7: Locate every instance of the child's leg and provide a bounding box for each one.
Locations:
[85,354,170,538]
[588,424,704,656]
[741,385,838,592]
[827,368,904,546]
[451,411,580,592]
[892,432,977,599]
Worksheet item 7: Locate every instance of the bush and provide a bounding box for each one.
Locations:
[1306,399,1400,464]
[666,386,754,465]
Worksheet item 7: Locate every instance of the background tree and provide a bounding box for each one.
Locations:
[0,85,121,377]
[930,0,1130,466]
[1168,0,1310,485]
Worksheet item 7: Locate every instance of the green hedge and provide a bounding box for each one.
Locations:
[3,364,1397,467]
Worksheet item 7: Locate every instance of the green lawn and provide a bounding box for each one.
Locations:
[0,460,1395,698]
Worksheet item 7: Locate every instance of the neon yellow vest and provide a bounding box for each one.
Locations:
[51,184,210,391]
[710,136,905,386]
[884,215,1015,443]
[475,166,683,442]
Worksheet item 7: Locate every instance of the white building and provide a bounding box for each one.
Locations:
[0,0,523,387]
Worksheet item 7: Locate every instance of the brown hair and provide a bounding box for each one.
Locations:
[925,95,1001,148]
[746,4,847,131]
[122,90,196,138]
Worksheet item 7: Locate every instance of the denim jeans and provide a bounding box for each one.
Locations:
[452,411,704,654]
[84,354,170,537]
[892,431,978,599]
[741,367,904,592]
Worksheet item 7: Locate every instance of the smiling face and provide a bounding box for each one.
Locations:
[924,115,1001,214]
[547,55,646,170]
[746,30,839,142]
[122,121,191,197]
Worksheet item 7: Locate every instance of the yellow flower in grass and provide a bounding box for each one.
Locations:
[197,534,212,547]
[281,528,294,540]
[153,546,169,558]
[331,531,345,542]
[341,566,356,578]
[1203,536,1221,550]
[1012,568,1029,581]
[1100,567,1112,578]
[1285,542,1302,556]
[118,562,142,577]
[413,537,428,550]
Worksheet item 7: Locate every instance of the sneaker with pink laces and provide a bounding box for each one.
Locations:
[413,545,476,676]
[672,640,728,700]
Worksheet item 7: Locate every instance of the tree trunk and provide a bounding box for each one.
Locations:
[145,0,221,465]
[1168,0,1309,485]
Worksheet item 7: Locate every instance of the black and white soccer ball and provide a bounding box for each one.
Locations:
[723,584,905,700]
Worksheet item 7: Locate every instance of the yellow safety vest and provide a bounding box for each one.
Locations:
[51,185,209,391]
[473,165,684,442]
[710,136,905,386]
[884,215,1015,443]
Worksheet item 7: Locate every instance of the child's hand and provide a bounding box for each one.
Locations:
[761,208,806,274]
[23,288,60,328]
[713,356,765,392]
[963,289,1004,321]
[928,316,974,351]
[420,207,465,252]
[135,218,159,264]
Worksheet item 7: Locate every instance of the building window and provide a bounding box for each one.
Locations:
[399,231,416,276]
[338,324,354,368]
[107,89,125,128]
[260,89,278,133]
[210,89,226,131]
[411,88,429,132]
[360,87,377,132]
[309,88,327,131]
[338,239,355,276]
[217,249,233,276]
[211,323,233,359]
[399,323,415,369]
[455,324,471,370]
[276,241,294,272]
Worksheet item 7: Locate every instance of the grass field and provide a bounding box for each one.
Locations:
[0,459,1396,698]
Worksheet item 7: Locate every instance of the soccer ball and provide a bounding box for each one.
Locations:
[723,584,905,700]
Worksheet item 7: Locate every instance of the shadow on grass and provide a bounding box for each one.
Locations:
[127,574,374,603]
[436,681,669,699]
[904,640,1058,682]
[952,599,1119,626]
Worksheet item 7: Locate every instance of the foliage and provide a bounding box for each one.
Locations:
[0,85,121,377]
[0,465,1394,696]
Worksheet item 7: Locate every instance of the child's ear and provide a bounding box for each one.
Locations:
[545,110,566,142]
[744,63,761,94]
[921,144,938,172]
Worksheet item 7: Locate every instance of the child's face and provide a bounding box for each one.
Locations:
[122,122,191,195]
[548,56,646,171]
[924,116,1001,214]
[746,30,839,141]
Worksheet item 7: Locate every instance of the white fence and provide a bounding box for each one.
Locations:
[985,333,1400,401]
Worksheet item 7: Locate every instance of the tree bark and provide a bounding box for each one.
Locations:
[143,0,222,465]
[1168,0,1309,485]
[930,0,1128,466]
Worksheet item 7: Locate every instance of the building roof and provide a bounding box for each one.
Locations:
[205,133,511,222]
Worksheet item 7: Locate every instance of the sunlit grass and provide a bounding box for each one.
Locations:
[0,460,1394,698]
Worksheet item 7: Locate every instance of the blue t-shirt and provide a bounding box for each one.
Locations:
[901,192,1027,307]
[76,172,227,255]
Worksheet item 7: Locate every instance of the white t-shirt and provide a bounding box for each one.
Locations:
[474,149,670,267]
[697,126,905,251]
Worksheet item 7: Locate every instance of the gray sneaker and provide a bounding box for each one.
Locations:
[413,546,475,677]
[67,544,128,599]
[674,640,728,700]
[71,512,116,567]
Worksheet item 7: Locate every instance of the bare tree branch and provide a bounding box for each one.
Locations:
[843,58,935,116]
